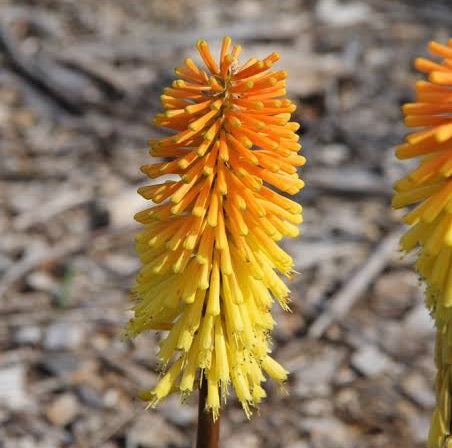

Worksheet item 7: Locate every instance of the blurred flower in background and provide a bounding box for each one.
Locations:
[393,39,452,448]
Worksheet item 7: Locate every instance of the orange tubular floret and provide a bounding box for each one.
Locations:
[429,41,452,60]
[197,40,219,74]
[430,71,452,85]
[415,58,449,73]
[403,103,452,115]
[220,36,231,66]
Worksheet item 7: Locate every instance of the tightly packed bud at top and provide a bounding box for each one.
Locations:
[127,36,305,419]
[392,39,452,448]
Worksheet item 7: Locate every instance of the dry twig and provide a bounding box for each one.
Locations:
[308,226,405,339]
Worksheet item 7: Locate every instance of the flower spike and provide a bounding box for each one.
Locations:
[393,39,452,448]
[128,37,305,419]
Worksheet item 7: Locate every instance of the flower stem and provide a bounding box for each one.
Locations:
[196,378,220,448]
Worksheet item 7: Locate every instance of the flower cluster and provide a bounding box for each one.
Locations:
[393,39,452,448]
[127,37,304,418]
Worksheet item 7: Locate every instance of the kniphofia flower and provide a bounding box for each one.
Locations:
[127,37,305,418]
[392,39,452,448]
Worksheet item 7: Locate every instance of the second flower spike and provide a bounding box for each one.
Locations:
[393,39,452,448]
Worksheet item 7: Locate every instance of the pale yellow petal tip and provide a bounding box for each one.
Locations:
[138,389,154,403]
[262,356,288,382]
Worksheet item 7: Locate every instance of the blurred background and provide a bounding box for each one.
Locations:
[1,0,451,447]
